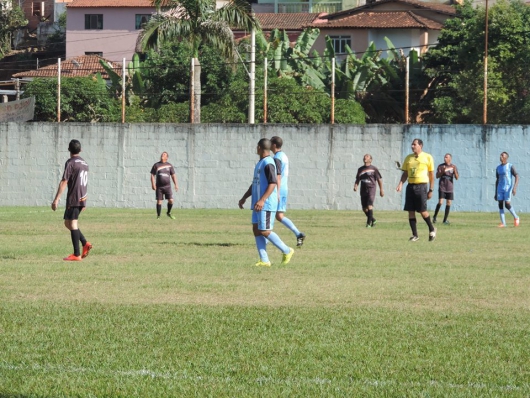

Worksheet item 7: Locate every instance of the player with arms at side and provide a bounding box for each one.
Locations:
[396,138,436,242]
[239,138,294,267]
[354,154,384,227]
[433,153,459,225]
[51,139,92,261]
[270,136,306,247]
[495,151,520,227]
[151,151,179,219]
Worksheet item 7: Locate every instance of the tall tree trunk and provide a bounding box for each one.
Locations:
[189,57,201,123]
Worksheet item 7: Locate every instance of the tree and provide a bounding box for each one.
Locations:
[422,0,530,124]
[22,77,119,122]
[0,1,27,58]
[137,0,259,123]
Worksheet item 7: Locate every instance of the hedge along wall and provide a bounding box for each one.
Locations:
[1,122,529,213]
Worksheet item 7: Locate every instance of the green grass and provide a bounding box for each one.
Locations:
[0,207,529,397]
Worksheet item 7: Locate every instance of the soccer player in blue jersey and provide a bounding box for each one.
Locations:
[495,152,520,227]
[270,136,306,247]
[239,138,294,267]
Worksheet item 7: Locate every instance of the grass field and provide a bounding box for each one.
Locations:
[0,207,529,397]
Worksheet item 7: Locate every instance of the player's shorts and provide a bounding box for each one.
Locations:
[360,186,376,208]
[64,206,83,220]
[438,190,454,201]
[497,190,512,202]
[252,210,276,230]
[277,195,288,213]
[156,186,173,201]
[404,183,428,212]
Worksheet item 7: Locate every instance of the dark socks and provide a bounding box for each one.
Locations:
[434,204,441,219]
[423,215,435,232]
[167,203,173,214]
[157,204,161,217]
[79,229,87,246]
[409,218,418,237]
[443,206,451,222]
[71,229,81,256]
[367,209,373,225]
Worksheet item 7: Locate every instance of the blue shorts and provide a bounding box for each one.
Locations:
[252,210,276,230]
[497,190,512,202]
[277,195,288,213]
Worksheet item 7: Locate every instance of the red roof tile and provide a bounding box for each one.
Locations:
[13,55,122,79]
[310,11,444,29]
[254,13,323,30]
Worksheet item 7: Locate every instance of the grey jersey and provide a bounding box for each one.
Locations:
[63,156,89,207]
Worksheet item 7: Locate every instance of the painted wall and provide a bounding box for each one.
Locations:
[66,7,154,63]
[1,123,529,213]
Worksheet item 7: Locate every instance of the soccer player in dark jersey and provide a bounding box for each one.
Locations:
[150,152,179,219]
[239,138,294,267]
[433,153,459,225]
[51,139,92,261]
[495,151,519,227]
[354,154,384,227]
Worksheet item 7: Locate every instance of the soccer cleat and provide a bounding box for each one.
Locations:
[157,216,160,219]
[433,218,437,224]
[429,228,437,242]
[371,219,377,227]
[63,254,82,261]
[366,223,372,228]
[167,212,176,220]
[255,260,271,267]
[409,236,419,242]
[497,223,506,228]
[296,233,306,247]
[282,248,295,264]
[82,242,92,258]
[514,218,520,227]
[443,221,450,225]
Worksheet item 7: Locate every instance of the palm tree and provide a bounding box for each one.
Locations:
[138,0,259,123]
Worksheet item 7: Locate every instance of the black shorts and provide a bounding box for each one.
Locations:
[360,190,376,208]
[156,186,173,201]
[404,183,428,213]
[64,206,83,220]
[438,190,454,200]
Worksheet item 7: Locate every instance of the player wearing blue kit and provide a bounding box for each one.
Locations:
[495,152,520,227]
[270,136,306,247]
[239,138,294,267]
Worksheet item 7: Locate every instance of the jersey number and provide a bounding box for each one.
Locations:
[80,170,88,186]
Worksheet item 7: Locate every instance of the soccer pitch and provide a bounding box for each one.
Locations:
[1,207,529,397]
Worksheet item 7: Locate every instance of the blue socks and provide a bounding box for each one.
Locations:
[255,236,269,262]
[266,232,290,254]
[281,217,300,237]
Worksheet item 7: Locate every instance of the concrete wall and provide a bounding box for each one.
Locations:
[1,122,529,213]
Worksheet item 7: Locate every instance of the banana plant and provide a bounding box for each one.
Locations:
[99,53,147,101]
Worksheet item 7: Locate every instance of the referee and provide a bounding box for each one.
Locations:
[396,138,436,242]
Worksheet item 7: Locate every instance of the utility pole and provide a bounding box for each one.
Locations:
[248,28,255,124]
[483,0,489,125]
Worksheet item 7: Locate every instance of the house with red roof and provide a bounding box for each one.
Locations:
[307,0,456,56]
[65,0,159,63]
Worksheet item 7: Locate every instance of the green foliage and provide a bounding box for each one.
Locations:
[22,77,118,122]
[422,0,530,123]
[46,12,66,51]
[0,2,27,57]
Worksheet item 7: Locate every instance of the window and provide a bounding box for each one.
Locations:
[33,2,44,17]
[135,14,151,30]
[330,35,351,54]
[85,14,103,30]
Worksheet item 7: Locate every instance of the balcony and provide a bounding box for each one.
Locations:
[275,1,342,13]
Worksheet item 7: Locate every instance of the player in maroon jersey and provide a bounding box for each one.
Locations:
[354,154,384,227]
[150,152,179,219]
[52,139,92,261]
